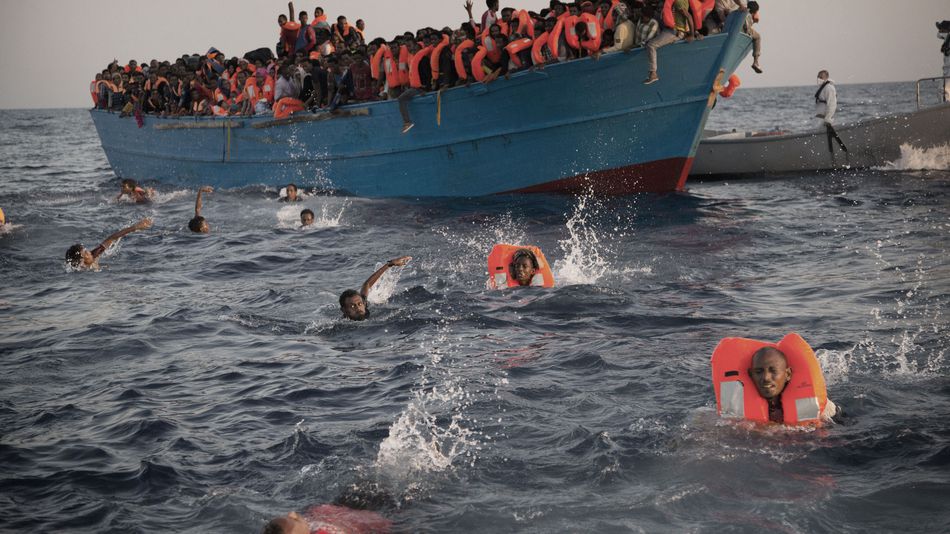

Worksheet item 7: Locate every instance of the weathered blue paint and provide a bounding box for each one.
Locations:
[90,14,751,197]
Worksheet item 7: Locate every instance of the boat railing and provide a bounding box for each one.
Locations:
[915,75,948,109]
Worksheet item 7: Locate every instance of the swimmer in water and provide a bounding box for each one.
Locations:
[281,183,301,202]
[0,206,6,227]
[300,209,315,227]
[749,346,839,423]
[262,484,393,534]
[65,217,152,270]
[188,186,213,233]
[510,248,539,287]
[339,256,411,321]
[116,179,153,203]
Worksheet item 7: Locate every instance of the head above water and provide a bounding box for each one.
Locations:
[748,347,791,401]
[285,183,299,201]
[66,244,93,268]
[339,289,367,321]
[189,216,210,234]
[300,209,315,226]
[510,249,539,286]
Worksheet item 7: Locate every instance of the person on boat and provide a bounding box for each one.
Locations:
[116,179,153,204]
[339,256,411,321]
[278,3,301,58]
[602,3,637,53]
[815,70,849,156]
[749,346,839,424]
[188,186,213,234]
[66,218,152,270]
[744,1,762,73]
[300,209,315,227]
[643,0,698,85]
[295,9,317,55]
[939,20,950,101]
[632,5,659,48]
[281,183,301,202]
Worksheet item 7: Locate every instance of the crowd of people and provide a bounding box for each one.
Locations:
[89,0,762,124]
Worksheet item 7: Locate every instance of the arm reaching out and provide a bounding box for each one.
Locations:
[360,256,411,298]
[94,218,153,259]
[288,2,295,22]
[194,186,212,218]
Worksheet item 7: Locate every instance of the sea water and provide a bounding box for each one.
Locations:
[1,82,948,533]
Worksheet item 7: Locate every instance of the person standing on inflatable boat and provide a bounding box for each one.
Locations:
[749,346,839,424]
[339,256,411,321]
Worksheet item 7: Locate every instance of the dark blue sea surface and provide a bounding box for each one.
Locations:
[1,83,949,533]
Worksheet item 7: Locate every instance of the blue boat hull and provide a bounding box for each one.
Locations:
[90,16,751,197]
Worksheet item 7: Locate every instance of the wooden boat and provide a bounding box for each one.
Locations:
[90,14,752,197]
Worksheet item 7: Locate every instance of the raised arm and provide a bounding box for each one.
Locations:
[194,186,212,218]
[95,217,152,258]
[288,2,296,22]
[360,256,411,298]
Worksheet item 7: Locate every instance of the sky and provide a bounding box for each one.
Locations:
[0,0,947,109]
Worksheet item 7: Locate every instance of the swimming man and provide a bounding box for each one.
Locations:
[339,256,411,321]
[116,179,153,203]
[65,217,152,270]
[188,186,213,233]
[300,209,315,227]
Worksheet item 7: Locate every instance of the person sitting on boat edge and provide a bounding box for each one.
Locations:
[339,256,411,321]
[644,0,699,85]
[300,209,315,227]
[188,186,213,233]
[749,346,839,424]
[744,1,763,73]
[66,218,153,270]
[116,179,154,204]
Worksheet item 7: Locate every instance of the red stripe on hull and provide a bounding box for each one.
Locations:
[505,157,693,195]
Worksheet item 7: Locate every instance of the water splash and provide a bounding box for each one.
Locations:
[366,262,406,305]
[876,143,950,171]
[554,190,611,285]
[431,211,528,277]
[277,199,349,230]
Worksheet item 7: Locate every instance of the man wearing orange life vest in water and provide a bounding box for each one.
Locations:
[339,256,411,321]
[750,347,839,424]
[510,249,540,287]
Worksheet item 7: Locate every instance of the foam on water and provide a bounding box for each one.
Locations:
[876,143,950,171]
[365,262,406,305]
[554,190,624,286]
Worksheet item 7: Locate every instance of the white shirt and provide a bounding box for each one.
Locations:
[816,79,837,124]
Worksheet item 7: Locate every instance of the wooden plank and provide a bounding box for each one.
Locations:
[252,108,371,129]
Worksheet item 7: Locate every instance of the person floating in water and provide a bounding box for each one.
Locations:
[262,484,394,534]
[339,256,411,321]
[749,346,839,424]
[65,217,152,270]
[281,183,301,202]
[487,244,555,288]
[300,209,315,227]
[188,186,213,233]
[116,179,153,203]
[712,333,840,426]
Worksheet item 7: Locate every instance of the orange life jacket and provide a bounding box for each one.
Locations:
[564,15,581,50]
[690,0,714,31]
[273,97,305,119]
[90,81,99,105]
[262,75,275,104]
[454,39,476,80]
[531,31,551,65]
[310,50,322,60]
[409,46,433,88]
[711,333,829,427]
[515,10,534,37]
[719,74,741,98]
[579,13,602,52]
[487,245,556,289]
[371,44,388,80]
[383,46,401,88]
[398,45,411,87]
[471,47,488,82]
[548,19,567,59]
[505,37,533,68]
[211,102,230,116]
[312,14,328,25]
[281,21,301,55]
[243,77,260,107]
[482,34,503,64]
[430,35,451,81]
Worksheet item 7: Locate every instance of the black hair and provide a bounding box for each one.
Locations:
[748,1,759,14]
[261,518,288,534]
[301,209,315,218]
[188,216,206,233]
[286,183,298,190]
[339,289,360,309]
[66,244,84,266]
[511,249,539,270]
[121,178,138,189]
